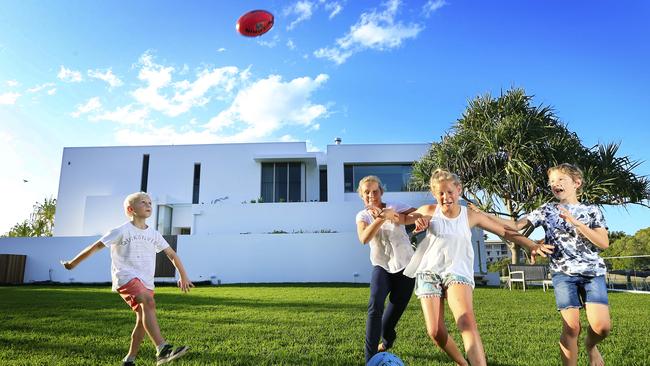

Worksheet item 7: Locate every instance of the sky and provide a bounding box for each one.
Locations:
[0,0,648,236]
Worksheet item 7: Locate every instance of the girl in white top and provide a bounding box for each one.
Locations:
[404,169,551,366]
[355,175,416,363]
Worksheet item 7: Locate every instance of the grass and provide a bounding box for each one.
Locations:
[1,284,648,365]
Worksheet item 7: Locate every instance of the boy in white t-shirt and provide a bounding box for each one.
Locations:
[62,192,194,366]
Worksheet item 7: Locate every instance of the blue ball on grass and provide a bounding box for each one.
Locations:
[367,352,404,366]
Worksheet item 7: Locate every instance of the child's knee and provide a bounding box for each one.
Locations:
[591,320,611,338]
[426,325,448,346]
[137,294,156,308]
[562,321,581,338]
[455,313,478,332]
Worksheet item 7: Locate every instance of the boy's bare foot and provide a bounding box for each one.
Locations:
[587,344,604,366]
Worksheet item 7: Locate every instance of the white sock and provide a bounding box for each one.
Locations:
[123,355,136,362]
[156,342,169,355]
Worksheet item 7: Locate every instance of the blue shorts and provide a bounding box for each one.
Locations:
[414,271,474,299]
[551,273,609,311]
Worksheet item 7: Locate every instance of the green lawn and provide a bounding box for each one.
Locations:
[1,284,648,365]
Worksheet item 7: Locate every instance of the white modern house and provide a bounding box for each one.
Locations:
[1,140,494,285]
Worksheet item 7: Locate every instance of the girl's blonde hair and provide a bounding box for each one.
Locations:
[429,169,462,192]
[123,192,150,218]
[547,163,584,195]
[357,175,384,197]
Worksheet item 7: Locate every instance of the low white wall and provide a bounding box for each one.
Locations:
[0,236,111,283]
[0,233,374,284]
[177,233,373,284]
[192,202,366,235]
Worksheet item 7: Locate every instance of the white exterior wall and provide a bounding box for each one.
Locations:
[0,234,373,284]
[325,143,430,202]
[0,231,488,284]
[55,142,320,236]
[4,140,493,285]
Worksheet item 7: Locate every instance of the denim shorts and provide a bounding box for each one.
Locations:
[551,273,609,311]
[415,271,474,299]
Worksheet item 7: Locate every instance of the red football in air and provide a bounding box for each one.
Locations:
[236,10,274,37]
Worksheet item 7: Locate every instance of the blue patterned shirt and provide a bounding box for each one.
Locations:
[527,203,608,276]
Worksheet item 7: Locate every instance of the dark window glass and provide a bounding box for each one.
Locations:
[288,162,301,202]
[260,162,304,202]
[192,163,201,204]
[344,164,415,193]
[261,163,274,203]
[274,163,288,202]
[140,154,149,192]
[319,169,328,202]
[344,165,354,192]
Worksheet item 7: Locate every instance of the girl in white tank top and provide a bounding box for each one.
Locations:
[403,169,522,366]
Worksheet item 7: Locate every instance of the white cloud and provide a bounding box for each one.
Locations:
[314,0,423,64]
[47,88,57,95]
[57,65,83,82]
[91,104,149,125]
[132,52,243,117]
[422,0,447,17]
[6,80,20,87]
[27,83,56,93]
[324,2,343,19]
[114,125,222,145]
[258,34,280,48]
[285,1,315,30]
[287,39,296,50]
[204,73,329,141]
[71,97,102,118]
[0,92,21,105]
[88,68,123,88]
[217,48,226,53]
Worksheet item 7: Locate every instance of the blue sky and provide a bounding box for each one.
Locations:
[0,0,648,236]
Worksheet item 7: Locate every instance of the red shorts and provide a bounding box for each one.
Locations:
[117,278,154,311]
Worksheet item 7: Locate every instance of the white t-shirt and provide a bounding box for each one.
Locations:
[356,201,414,273]
[99,222,170,291]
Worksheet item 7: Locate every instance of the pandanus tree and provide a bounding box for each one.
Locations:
[3,197,56,237]
[410,88,650,263]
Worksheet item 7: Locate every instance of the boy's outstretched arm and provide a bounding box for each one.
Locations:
[61,240,105,270]
[163,247,194,293]
[504,228,554,258]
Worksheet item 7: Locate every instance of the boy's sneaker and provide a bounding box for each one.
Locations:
[156,344,189,365]
[122,362,135,366]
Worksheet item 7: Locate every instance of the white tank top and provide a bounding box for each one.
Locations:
[403,205,474,280]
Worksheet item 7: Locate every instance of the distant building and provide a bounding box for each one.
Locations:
[485,239,510,263]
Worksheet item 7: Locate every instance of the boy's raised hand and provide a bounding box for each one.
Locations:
[557,205,579,226]
[530,240,554,258]
[60,260,74,270]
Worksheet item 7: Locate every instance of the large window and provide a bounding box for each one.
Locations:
[344,164,414,193]
[261,162,304,202]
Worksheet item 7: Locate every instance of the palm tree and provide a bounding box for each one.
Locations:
[411,88,650,263]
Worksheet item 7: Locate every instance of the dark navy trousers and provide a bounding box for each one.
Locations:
[364,265,415,363]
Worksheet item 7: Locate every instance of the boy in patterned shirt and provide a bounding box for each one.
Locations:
[474,164,611,366]
[62,192,193,366]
